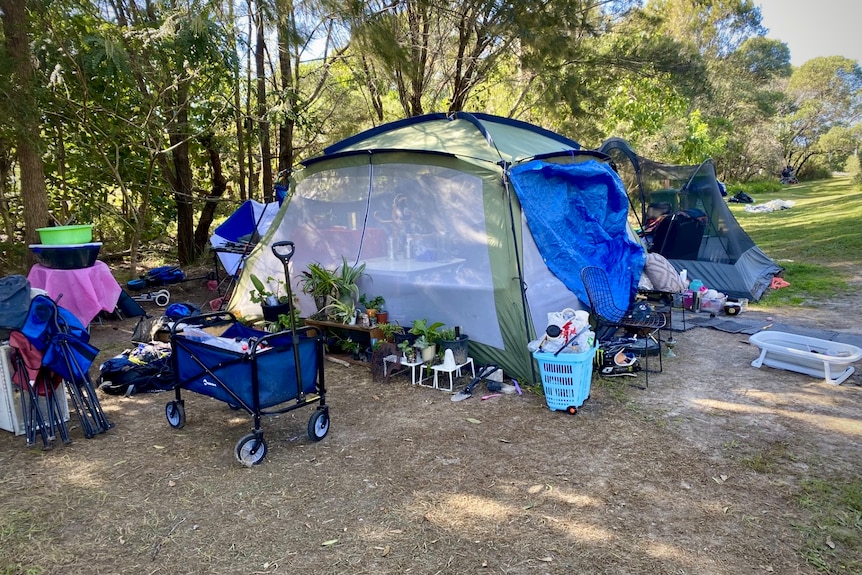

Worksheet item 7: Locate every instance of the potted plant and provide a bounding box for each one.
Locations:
[398,339,417,363]
[360,294,387,324]
[268,307,302,333]
[339,337,363,360]
[300,262,339,312]
[377,322,402,343]
[249,274,293,322]
[412,335,435,362]
[410,319,444,362]
[409,319,443,343]
[322,298,357,325]
[439,326,469,365]
[334,256,367,304]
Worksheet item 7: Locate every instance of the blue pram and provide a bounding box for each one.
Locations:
[167,313,328,465]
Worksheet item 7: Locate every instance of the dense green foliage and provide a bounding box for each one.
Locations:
[0,0,860,272]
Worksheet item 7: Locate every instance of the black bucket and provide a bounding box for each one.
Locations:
[439,334,469,364]
[262,301,292,322]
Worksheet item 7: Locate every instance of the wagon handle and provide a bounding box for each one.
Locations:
[271,240,295,263]
[270,239,304,397]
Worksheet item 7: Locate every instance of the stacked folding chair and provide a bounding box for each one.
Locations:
[9,295,113,446]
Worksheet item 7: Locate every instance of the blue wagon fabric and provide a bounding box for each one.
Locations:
[173,323,318,409]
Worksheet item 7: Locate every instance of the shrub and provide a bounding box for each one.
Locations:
[725,179,782,196]
[845,155,862,185]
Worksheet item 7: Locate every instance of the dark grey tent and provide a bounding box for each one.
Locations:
[597,138,782,301]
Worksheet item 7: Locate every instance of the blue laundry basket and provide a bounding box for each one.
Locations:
[533,345,597,414]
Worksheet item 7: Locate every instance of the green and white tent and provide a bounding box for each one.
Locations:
[228,112,645,382]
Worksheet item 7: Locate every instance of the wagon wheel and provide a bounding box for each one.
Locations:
[235,433,268,466]
[566,406,578,415]
[307,407,330,441]
[165,400,186,429]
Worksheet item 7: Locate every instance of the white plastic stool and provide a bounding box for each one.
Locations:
[382,354,425,385]
[430,351,475,392]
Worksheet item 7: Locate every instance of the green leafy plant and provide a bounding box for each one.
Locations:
[439,327,457,341]
[322,298,357,324]
[299,263,339,301]
[334,256,367,303]
[377,322,402,342]
[398,339,416,361]
[268,298,302,332]
[340,337,362,355]
[412,335,431,350]
[409,319,444,345]
[249,274,290,305]
[360,294,386,311]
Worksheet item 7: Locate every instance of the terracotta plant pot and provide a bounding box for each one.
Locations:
[376,311,389,324]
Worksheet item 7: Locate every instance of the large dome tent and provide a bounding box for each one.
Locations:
[228,113,646,382]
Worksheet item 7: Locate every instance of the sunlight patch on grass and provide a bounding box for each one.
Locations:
[691,399,862,437]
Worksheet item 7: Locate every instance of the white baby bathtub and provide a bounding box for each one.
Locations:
[749,330,862,385]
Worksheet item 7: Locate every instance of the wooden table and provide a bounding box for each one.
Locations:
[303,318,384,366]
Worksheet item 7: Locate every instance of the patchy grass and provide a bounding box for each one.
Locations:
[796,479,862,574]
[739,441,792,474]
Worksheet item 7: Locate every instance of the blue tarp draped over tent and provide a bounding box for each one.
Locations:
[509,160,646,318]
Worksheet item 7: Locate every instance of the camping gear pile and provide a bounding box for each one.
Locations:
[525,308,598,414]
[97,342,174,397]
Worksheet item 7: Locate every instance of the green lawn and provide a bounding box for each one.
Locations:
[730,177,862,574]
[728,176,862,307]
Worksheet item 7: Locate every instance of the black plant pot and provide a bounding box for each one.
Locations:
[262,301,292,322]
[439,334,469,364]
[393,332,417,347]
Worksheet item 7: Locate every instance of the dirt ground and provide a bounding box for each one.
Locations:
[1,269,861,575]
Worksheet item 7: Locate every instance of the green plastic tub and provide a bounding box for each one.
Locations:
[37,224,93,245]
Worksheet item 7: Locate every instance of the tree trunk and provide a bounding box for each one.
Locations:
[277,2,295,175]
[1,0,50,261]
[167,82,196,266]
[254,2,273,202]
[0,149,14,240]
[229,0,247,201]
[194,132,228,254]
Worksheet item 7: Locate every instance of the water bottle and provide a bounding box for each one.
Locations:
[218,336,249,353]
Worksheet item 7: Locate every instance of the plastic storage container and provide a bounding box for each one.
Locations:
[700,295,727,314]
[36,225,93,245]
[28,242,102,269]
[533,344,597,414]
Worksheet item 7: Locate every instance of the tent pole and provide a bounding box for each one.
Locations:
[501,165,538,386]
